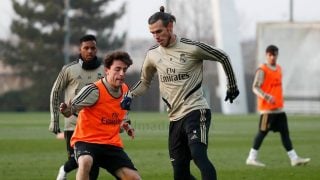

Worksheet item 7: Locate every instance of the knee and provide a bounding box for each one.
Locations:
[127,171,141,180]
[130,173,141,180]
[78,155,93,172]
[116,167,141,180]
[190,143,208,161]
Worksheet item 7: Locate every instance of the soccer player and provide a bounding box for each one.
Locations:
[245,45,311,167]
[49,34,103,179]
[121,6,239,180]
[60,50,140,180]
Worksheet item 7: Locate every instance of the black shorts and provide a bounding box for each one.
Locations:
[169,109,211,164]
[74,142,137,177]
[259,112,289,132]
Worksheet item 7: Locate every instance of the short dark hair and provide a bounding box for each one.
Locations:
[80,34,97,44]
[104,50,133,69]
[148,6,176,26]
[266,45,278,55]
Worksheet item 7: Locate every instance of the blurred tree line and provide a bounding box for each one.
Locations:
[0,0,126,111]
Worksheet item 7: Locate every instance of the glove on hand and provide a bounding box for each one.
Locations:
[49,120,61,134]
[224,87,240,103]
[120,91,133,110]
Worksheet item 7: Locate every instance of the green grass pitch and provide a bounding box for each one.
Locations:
[0,112,319,180]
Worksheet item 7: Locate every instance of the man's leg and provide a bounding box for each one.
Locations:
[89,164,99,180]
[277,113,310,166]
[171,159,196,180]
[277,113,293,151]
[115,167,141,180]
[57,131,78,180]
[64,131,79,172]
[246,114,269,167]
[169,119,196,180]
[77,155,94,180]
[189,143,216,180]
[186,109,216,180]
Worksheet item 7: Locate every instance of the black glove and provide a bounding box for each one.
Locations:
[120,92,132,110]
[224,87,240,103]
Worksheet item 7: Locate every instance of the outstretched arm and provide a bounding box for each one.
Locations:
[121,53,157,110]
[60,84,99,117]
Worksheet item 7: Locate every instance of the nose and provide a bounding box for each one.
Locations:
[153,33,160,40]
[119,70,125,76]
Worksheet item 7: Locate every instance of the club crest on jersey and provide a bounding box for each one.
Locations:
[179,54,186,63]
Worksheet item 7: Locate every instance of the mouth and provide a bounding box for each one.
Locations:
[117,78,124,83]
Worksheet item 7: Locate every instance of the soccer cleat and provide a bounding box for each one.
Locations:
[246,158,266,167]
[56,165,67,180]
[291,157,311,166]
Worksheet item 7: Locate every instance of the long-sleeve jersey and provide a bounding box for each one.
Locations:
[50,59,104,130]
[131,37,237,121]
[70,78,130,123]
[70,78,129,148]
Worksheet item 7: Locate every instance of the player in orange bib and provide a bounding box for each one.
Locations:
[245,45,310,167]
[60,51,140,180]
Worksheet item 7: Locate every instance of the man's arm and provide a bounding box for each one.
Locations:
[49,67,68,134]
[130,53,157,97]
[60,83,99,117]
[121,52,157,110]
[120,113,135,139]
[195,43,239,102]
[252,69,274,103]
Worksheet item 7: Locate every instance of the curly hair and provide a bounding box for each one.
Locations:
[104,50,133,68]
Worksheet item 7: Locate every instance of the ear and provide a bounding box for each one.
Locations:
[104,67,109,75]
[167,22,174,33]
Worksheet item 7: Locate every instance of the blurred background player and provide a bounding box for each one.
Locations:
[60,50,140,180]
[49,34,103,179]
[121,6,239,180]
[245,44,311,167]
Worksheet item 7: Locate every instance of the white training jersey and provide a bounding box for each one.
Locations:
[50,60,104,130]
[131,37,237,121]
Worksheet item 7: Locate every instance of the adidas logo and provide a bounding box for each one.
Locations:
[191,134,198,140]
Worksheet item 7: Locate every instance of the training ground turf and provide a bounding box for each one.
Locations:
[0,112,319,180]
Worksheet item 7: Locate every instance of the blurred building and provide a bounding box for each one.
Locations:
[0,61,32,96]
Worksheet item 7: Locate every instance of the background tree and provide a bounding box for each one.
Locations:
[0,0,126,111]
